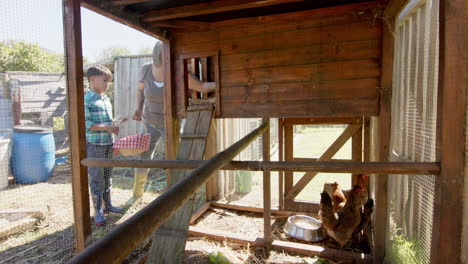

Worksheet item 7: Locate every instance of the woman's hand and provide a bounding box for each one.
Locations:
[133,109,143,121]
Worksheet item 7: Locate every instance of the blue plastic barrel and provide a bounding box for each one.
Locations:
[12,126,55,184]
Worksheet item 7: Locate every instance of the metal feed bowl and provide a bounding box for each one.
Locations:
[284,215,323,242]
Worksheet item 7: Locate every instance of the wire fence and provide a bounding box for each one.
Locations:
[387,0,439,263]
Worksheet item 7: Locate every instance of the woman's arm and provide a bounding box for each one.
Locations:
[188,73,216,94]
[133,82,146,120]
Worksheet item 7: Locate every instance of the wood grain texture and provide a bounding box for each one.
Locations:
[62,0,92,252]
[170,2,383,118]
[431,0,466,262]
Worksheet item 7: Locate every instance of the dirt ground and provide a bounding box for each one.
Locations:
[0,161,338,264]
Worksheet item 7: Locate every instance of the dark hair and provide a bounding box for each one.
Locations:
[85,65,112,81]
[152,41,163,67]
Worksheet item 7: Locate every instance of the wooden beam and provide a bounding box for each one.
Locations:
[352,124,363,184]
[82,159,441,175]
[210,201,313,216]
[262,118,272,245]
[285,124,361,200]
[112,0,151,5]
[149,20,211,30]
[81,0,168,42]
[190,202,211,224]
[373,0,404,260]
[62,0,92,252]
[143,0,305,22]
[278,118,284,210]
[284,125,294,199]
[68,122,268,264]
[283,117,363,125]
[187,226,372,263]
[431,0,466,262]
[163,41,178,183]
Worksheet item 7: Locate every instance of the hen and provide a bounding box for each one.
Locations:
[319,185,367,246]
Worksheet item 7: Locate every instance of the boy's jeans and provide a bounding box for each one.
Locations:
[87,143,113,196]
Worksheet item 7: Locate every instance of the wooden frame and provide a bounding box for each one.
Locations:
[282,118,365,212]
[179,50,221,116]
[430,0,466,262]
[63,0,91,252]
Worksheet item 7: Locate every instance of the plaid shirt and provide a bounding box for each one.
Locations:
[84,90,114,145]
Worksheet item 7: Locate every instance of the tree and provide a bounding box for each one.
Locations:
[0,40,64,72]
[137,46,153,55]
[95,45,130,63]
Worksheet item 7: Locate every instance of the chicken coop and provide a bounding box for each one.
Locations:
[62,0,466,263]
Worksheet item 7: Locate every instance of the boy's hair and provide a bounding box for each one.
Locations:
[152,41,163,67]
[85,65,112,81]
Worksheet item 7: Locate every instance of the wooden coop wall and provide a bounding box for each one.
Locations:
[170,1,382,118]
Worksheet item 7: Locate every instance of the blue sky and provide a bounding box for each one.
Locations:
[0,0,157,62]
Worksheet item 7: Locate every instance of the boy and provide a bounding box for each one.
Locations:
[85,65,124,226]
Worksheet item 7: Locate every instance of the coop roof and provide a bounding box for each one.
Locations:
[82,0,375,40]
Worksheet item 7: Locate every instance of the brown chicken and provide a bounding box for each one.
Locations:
[323,182,347,213]
[352,198,374,245]
[319,185,367,246]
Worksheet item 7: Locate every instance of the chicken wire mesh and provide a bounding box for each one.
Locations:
[386,0,439,263]
[0,0,76,263]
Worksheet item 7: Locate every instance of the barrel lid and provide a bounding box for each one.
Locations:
[13,125,53,133]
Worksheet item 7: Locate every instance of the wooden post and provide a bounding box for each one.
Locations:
[284,124,293,199]
[431,0,466,262]
[374,14,394,264]
[262,118,272,245]
[163,41,178,184]
[352,123,363,184]
[62,0,92,252]
[278,118,284,210]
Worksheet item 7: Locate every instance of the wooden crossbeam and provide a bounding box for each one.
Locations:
[285,124,361,200]
[149,20,211,30]
[143,0,305,22]
[112,0,151,5]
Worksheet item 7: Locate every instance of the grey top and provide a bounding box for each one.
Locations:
[138,63,165,128]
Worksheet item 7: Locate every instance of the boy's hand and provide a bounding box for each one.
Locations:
[133,109,143,121]
[106,126,120,135]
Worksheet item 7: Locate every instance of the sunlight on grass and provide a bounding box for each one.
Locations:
[293,126,352,201]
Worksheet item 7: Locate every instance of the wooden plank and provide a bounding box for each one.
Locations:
[178,22,381,56]
[262,118,271,244]
[373,2,399,260]
[210,202,312,216]
[221,79,379,103]
[352,124,363,184]
[62,0,91,252]
[190,202,211,224]
[285,124,361,200]
[284,125,293,198]
[205,119,218,200]
[149,104,214,264]
[278,118,284,210]
[143,0,305,22]
[83,159,441,175]
[220,40,381,71]
[284,117,362,125]
[163,41,178,170]
[187,227,371,263]
[221,60,381,87]
[430,0,466,262]
[221,98,379,118]
[172,2,379,45]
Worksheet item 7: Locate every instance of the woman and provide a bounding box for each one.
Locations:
[130,42,215,201]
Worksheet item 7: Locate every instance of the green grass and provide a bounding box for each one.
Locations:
[292,126,352,201]
[387,230,425,264]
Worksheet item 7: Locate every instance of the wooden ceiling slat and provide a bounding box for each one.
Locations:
[112,0,153,5]
[143,0,305,22]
